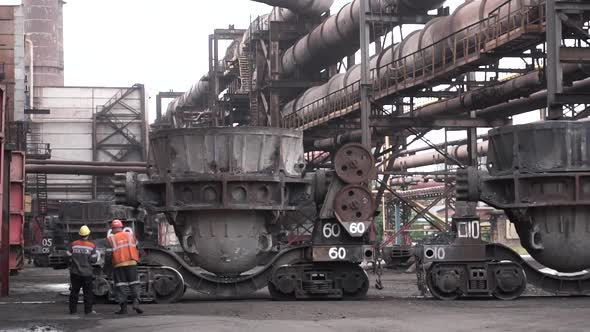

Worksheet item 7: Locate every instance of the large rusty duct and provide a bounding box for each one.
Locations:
[409,64,590,119]
[252,0,333,16]
[283,0,541,121]
[164,0,334,126]
[164,0,446,125]
[280,0,446,76]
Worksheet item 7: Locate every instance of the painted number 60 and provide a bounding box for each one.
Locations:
[323,223,341,239]
[328,247,347,260]
[349,222,366,234]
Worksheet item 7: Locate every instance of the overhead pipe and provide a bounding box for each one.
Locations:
[392,141,489,171]
[25,38,34,109]
[398,135,488,157]
[27,160,147,167]
[280,0,446,76]
[309,127,385,150]
[309,122,489,151]
[164,75,210,126]
[477,77,590,119]
[284,0,541,119]
[162,1,333,127]
[312,65,590,148]
[252,0,334,16]
[389,177,451,186]
[410,64,590,119]
[26,165,146,175]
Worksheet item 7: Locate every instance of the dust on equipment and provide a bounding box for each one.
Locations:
[117,128,376,300]
[23,0,590,303]
[417,121,590,300]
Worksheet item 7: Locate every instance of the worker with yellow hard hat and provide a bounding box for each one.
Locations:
[66,225,97,315]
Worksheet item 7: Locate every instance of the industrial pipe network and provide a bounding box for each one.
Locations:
[279,0,446,75]
[159,0,584,174]
[411,64,590,119]
[283,0,540,119]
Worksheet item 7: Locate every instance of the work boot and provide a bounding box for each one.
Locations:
[132,299,144,314]
[115,304,127,315]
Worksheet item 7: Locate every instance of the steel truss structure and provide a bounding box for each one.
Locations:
[149,0,590,300]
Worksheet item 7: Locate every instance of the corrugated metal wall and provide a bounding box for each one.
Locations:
[32,85,148,201]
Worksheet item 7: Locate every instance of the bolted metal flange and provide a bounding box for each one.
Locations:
[333,185,375,223]
[333,143,375,184]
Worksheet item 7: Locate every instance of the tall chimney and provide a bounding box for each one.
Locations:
[23,0,64,87]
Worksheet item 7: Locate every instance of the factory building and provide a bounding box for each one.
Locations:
[0,1,589,330]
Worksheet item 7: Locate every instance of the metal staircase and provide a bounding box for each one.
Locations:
[239,49,259,126]
[95,84,144,162]
[25,122,50,216]
[35,173,48,215]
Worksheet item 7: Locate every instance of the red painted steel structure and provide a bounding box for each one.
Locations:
[0,86,7,296]
[9,152,24,272]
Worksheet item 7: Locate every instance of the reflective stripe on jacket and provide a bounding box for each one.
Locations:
[67,239,97,277]
[107,231,139,267]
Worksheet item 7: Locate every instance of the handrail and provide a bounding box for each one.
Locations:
[284,0,546,130]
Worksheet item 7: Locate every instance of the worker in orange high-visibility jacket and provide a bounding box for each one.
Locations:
[106,219,143,315]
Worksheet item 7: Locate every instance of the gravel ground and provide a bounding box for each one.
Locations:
[0,266,587,332]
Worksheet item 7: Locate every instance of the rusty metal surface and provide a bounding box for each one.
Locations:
[8,152,24,271]
[280,0,446,76]
[143,127,309,276]
[311,244,373,263]
[27,160,147,167]
[477,121,590,273]
[25,164,146,175]
[0,87,7,296]
[334,143,374,184]
[283,0,546,129]
[487,121,590,176]
[149,126,305,178]
[334,185,374,224]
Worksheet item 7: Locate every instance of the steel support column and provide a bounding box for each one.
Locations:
[546,0,564,119]
[359,0,372,148]
[269,23,281,128]
[0,144,11,296]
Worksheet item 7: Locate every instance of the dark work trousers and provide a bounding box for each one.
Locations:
[113,265,141,305]
[69,274,93,314]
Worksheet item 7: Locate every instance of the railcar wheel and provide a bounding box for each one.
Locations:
[341,268,370,300]
[426,265,461,301]
[268,280,296,301]
[492,265,526,300]
[153,267,185,304]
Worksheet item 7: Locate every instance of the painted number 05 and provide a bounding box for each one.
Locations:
[323,223,341,238]
[328,247,347,260]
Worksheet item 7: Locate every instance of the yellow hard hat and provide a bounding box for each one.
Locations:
[79,225,91,237]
